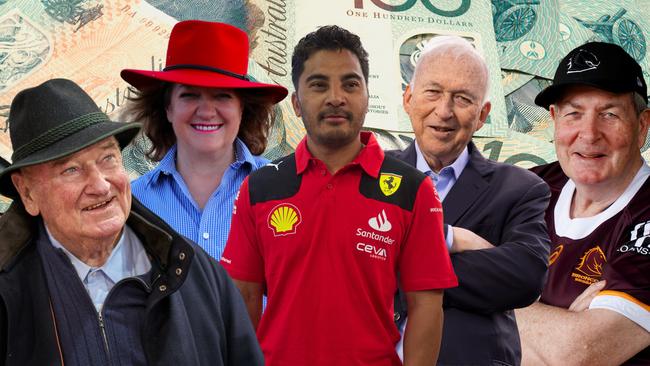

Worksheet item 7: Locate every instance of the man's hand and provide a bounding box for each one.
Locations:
[450,226,495,253]
[568,280,606,312]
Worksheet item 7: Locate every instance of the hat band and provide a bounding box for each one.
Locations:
[163,64,250,81]
[12,112,110,162]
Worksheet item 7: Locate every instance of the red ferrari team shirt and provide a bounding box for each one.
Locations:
[222,132,457,366]
[534,162,650,365]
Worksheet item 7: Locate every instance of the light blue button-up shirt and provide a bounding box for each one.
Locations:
[131,138,268,260]
[415,142,470,249]
[47,225,152,312]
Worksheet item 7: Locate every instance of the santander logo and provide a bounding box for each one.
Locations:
[368,209,392,232]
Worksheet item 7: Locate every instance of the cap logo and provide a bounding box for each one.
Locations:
[566,48,600,74]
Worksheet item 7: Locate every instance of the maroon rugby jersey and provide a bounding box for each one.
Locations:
[533,162,650,365]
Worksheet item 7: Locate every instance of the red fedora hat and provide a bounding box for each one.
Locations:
[121,20,287,103]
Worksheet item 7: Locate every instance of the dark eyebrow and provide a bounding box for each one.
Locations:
[305,72,364,84]
[305,74,328,84]
[341,72,363,82]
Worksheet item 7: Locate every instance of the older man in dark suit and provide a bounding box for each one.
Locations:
[392,35,551,365]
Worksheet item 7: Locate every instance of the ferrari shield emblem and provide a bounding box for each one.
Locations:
[379,173,402,196]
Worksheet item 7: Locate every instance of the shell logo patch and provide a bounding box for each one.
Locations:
[379,173,402,196]
[268,203,302,236]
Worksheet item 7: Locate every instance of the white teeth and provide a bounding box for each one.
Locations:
[84,199,110,211]
[193,124,222,131]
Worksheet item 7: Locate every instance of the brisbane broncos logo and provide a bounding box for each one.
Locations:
[571,246,607,285]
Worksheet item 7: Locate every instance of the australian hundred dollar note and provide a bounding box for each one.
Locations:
[248,0,509,137]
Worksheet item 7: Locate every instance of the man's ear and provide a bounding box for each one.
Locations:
[291,92,302,118]
[475,101,491,132]
[549,104,557,120]
[10,170,40,216]
[638,108,650,149]
[402,85,413,115]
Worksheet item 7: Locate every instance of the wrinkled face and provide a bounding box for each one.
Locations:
[11,137,131,246]
[291,49,368,150]
[404,52,490,171]
[551,85,649,187]
[166,84,243,156]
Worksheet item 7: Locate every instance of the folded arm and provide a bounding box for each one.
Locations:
[443,180,551,313]
[516,302,650,365]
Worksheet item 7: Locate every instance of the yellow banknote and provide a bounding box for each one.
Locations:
[0,0,177,163]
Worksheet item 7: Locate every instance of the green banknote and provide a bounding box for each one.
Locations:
[555,8,596,65]
[249,0,509,137]
[561,0,650,84]
[472,131,556,168]
[501,69,535,95]
[505,77,554,142]
[367,127,556,169]
[493,0,561,80]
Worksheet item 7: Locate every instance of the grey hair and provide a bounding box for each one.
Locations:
[410,35,490,103]
[634,92,647,116]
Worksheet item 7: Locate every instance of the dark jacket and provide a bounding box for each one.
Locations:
[391,142,551,366]
[0,198,263,366]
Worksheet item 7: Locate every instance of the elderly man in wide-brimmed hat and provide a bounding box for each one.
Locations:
[0,78,263,365]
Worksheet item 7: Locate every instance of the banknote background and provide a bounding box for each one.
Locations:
[1,0,650,211]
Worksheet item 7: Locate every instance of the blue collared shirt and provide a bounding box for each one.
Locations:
[47,225,152,312]
[415,142,470,249]
[131,138,268,260]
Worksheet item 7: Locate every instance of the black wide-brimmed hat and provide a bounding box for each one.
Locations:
[0,78,141,198]
[535,41,648,110]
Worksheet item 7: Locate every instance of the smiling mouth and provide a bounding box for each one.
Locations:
[575,152,606,159]
[191,124,223,132]
[430,126,455,133]
[83,197,114,211]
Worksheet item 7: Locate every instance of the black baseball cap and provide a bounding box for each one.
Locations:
[535,41,648,110]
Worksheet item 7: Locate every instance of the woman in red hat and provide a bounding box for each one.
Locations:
[121,20,287,260]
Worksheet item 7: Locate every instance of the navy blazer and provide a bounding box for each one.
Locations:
[391,141,551,366]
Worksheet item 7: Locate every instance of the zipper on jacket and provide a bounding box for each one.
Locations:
[98,311,110,360]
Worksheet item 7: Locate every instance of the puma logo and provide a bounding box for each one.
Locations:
[267,161,283,171]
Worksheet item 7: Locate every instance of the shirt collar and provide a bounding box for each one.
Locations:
[295,131,383,177]
[232,137,258,169]
[148,144,179,184]
[150,138,256,181]
[47,225,150,284]
[415,142,469,179]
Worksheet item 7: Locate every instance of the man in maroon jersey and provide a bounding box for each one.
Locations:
[516,42,650,365]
